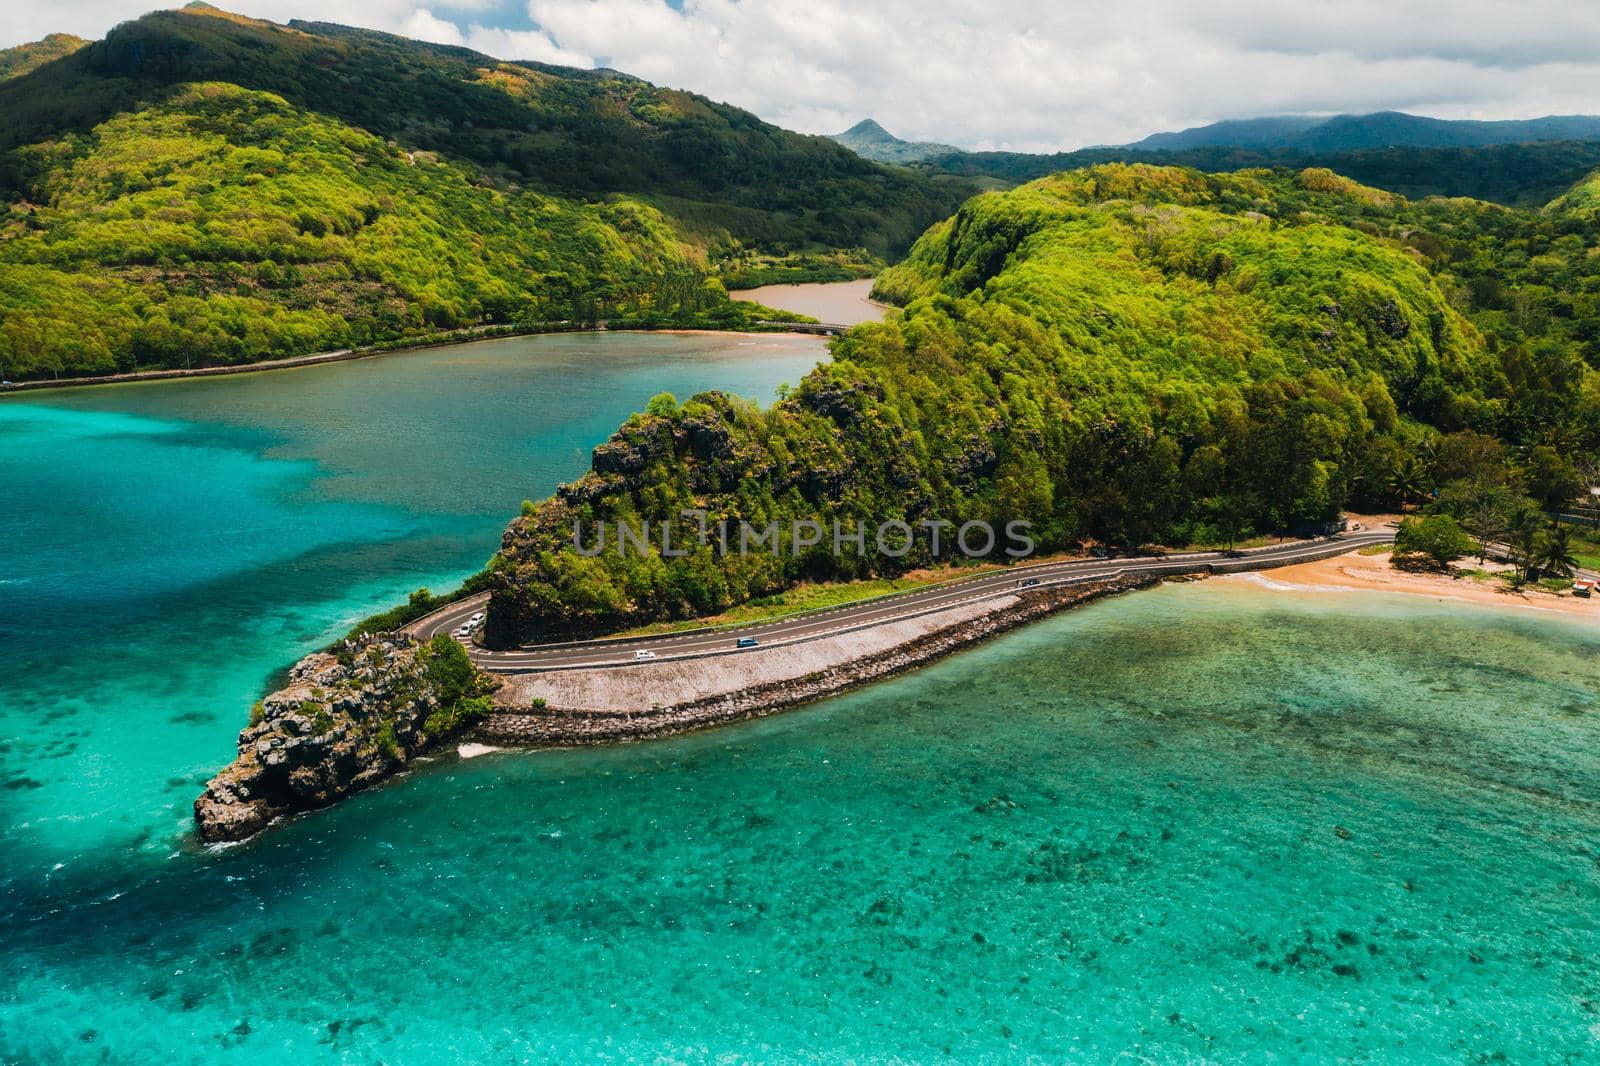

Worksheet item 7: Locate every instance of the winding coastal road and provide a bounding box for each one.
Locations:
[410,528,1396,673]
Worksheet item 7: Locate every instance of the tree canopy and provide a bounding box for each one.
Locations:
[485,163,1600,643]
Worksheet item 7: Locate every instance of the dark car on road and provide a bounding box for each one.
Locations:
[736,637,760,648]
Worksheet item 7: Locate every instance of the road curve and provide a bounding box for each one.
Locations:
[409,528,1395,674]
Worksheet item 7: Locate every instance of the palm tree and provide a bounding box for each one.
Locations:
[1535,522,1579,579]
[1387,455,1431,508]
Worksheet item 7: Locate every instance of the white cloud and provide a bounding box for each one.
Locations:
[6,1,1600,150]
[399,7,465,45]
[461,25,589,66]
[512,0,1600,149]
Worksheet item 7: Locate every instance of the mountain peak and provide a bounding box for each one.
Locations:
[829,119,959,164]
[841,118,894,139]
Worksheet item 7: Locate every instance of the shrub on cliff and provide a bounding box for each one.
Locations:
[424,696,494,739]
[416,634,498,739]
[194,631,499,842]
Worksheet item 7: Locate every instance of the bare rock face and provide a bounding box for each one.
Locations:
[194,633,494,844]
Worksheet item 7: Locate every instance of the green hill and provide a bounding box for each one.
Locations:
[483,163,1600,644]
[916,140,1600,209]
[1545,169,1600,220]
[0,5,971,380]
[0,5,961,256]
[0,82,719,379]
[0,33,87,81]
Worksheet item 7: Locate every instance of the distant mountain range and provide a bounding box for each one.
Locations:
[832,110,1600,166]
[827,111,1600,208]
[1127,111,1600,152]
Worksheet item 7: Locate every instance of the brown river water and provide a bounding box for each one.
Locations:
[729,278,888,326]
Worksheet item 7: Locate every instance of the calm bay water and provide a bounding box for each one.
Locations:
[2,330,1599,1061]
[0,331,824,869]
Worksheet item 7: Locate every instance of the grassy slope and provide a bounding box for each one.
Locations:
[1544,170,1600,220]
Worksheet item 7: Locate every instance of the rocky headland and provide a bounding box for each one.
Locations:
[196,576,1158,843]
[193,633,498,844]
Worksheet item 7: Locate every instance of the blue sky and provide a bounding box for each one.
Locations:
[9,1,1600,151]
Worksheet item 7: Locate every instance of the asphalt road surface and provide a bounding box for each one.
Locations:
[410,528,1396,674]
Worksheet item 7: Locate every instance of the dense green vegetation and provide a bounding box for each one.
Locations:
[0,5,962,257]
[0,83,703,378]
[414,634,495,739]
[486,163,1600,644]
[0,6,965,379]
[1393,514,1475,569]
[0,79,810,379]
[917,140,1600,210]
[719,249,879,289]
[0,33,86,81]
[1546,171,1600,221]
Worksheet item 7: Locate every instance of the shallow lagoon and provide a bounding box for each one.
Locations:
[2,331,1598,1061]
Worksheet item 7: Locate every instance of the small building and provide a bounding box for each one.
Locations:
[1573,580,1595,598]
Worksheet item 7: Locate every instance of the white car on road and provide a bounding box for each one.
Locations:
[633,650,657,661]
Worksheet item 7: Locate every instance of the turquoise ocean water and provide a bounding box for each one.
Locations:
[2,332,1598,1061]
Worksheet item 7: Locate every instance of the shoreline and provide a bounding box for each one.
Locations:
[0,321,825,396]
[1221,549,1600,621]
[471,536,1600,751]
[194,575,1159,843]
[475,576,1158,747]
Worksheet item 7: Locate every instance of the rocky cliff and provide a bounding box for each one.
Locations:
[194,633,497,843]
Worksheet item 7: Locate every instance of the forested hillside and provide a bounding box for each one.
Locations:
[0,33,86,80]
[915,140,1600,209]
[0,5,966,379]
[0,83,714,378]
[1546,170,1600,221]
[0,5,961,255]
[484,163,1600,644]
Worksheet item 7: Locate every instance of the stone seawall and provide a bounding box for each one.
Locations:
[475,575,1158,746]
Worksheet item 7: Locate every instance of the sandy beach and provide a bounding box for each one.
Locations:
[1226,548,1600,621]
